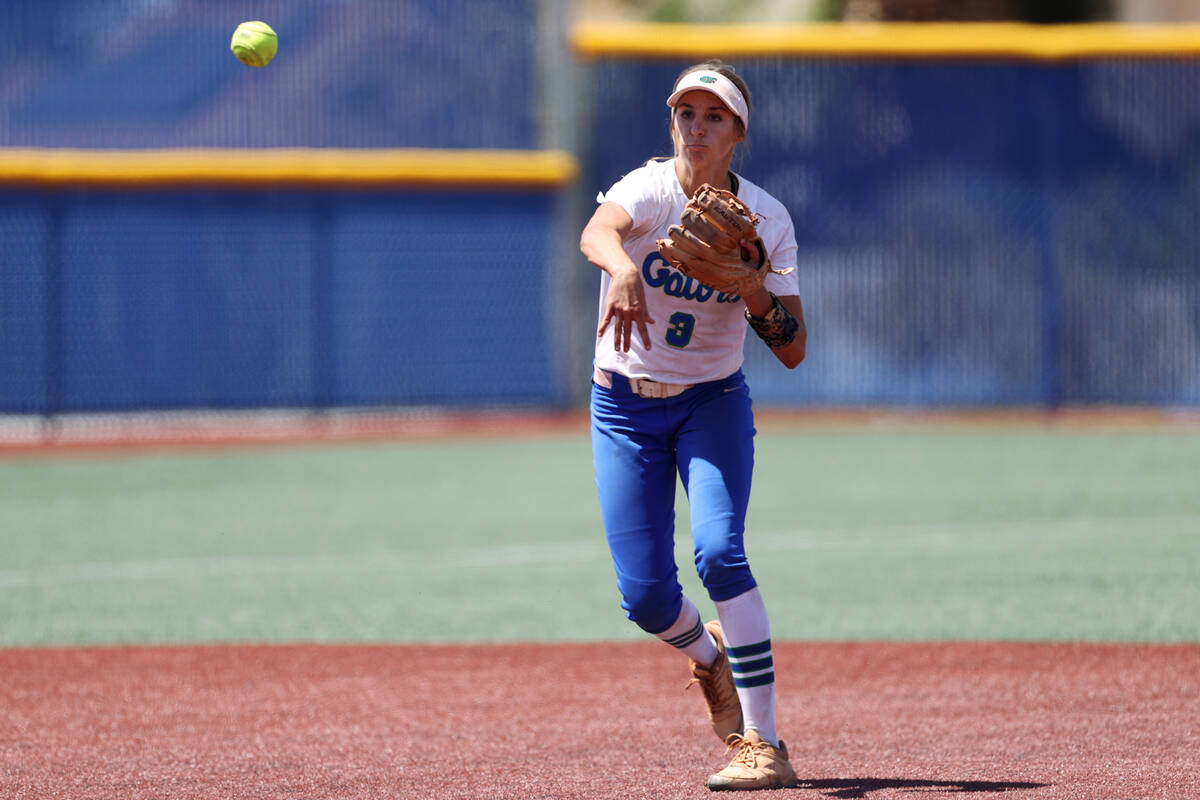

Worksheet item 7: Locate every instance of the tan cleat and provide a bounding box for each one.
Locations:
[687,620,743,741]
[707,729,799,792]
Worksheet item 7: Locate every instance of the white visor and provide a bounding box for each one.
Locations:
[666,70,749,130]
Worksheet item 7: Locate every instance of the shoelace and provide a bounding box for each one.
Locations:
[727,735,768,768]
[686,669,738,715]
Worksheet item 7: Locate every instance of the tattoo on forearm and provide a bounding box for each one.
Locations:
[745,293,799,348]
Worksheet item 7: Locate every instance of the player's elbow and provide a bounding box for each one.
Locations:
[779,348,804,369]
[579,222,608,265]
[578,226,594,259]
[778,327,807,369]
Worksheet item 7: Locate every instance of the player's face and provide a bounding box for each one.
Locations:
[671,90,745,170]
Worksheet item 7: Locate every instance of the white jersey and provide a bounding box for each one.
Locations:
[594,157,800,385]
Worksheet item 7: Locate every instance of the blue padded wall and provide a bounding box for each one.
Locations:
[1,191,562,413]
[581,58,1200,407]
[6,5,1200,412]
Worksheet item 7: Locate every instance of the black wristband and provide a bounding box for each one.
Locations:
[745,293,799,348]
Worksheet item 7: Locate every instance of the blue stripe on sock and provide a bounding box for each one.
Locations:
[727,639,771,659]
[665,619,705,649]
[734,671,776,689]
[730,655,773,675]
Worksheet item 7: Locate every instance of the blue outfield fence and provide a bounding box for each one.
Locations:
[3,13,1200,415]
[0,190,566,413]
[578,53,1200,408]
[0,0,576,416]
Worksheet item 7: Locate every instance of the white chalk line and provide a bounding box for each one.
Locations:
[0,514,1196,590]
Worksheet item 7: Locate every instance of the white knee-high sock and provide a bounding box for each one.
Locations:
[714,587,778,746]
[654,595,719,667]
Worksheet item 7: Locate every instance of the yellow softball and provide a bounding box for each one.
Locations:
[231,21,277,68]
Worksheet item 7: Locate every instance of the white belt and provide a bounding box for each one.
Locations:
[593,366,693,399]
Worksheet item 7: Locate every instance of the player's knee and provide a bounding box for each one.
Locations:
[695,549,755,600]
[621,583,683,635]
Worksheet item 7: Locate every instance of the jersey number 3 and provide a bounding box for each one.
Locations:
[665,312,695,348]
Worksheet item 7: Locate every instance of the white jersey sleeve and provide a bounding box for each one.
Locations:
[737,182,801,299]
[597,160,675,238]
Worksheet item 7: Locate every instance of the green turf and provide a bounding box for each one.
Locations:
[1,427,1197,645]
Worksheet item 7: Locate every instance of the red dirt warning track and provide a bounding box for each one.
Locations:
[2,642,1197,800]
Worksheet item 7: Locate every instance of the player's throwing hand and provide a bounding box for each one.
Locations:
[597,262,656,352]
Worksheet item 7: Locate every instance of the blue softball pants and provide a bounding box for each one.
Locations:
[590,368,759,635]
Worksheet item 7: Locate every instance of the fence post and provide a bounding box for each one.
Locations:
[43,197,64,421]
[1038,67,1065,411]
[311,196,335,411]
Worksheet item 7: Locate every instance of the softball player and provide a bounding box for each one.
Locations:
[579,60,807,791]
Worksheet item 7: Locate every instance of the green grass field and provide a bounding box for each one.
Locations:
[2,424,1198,645]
